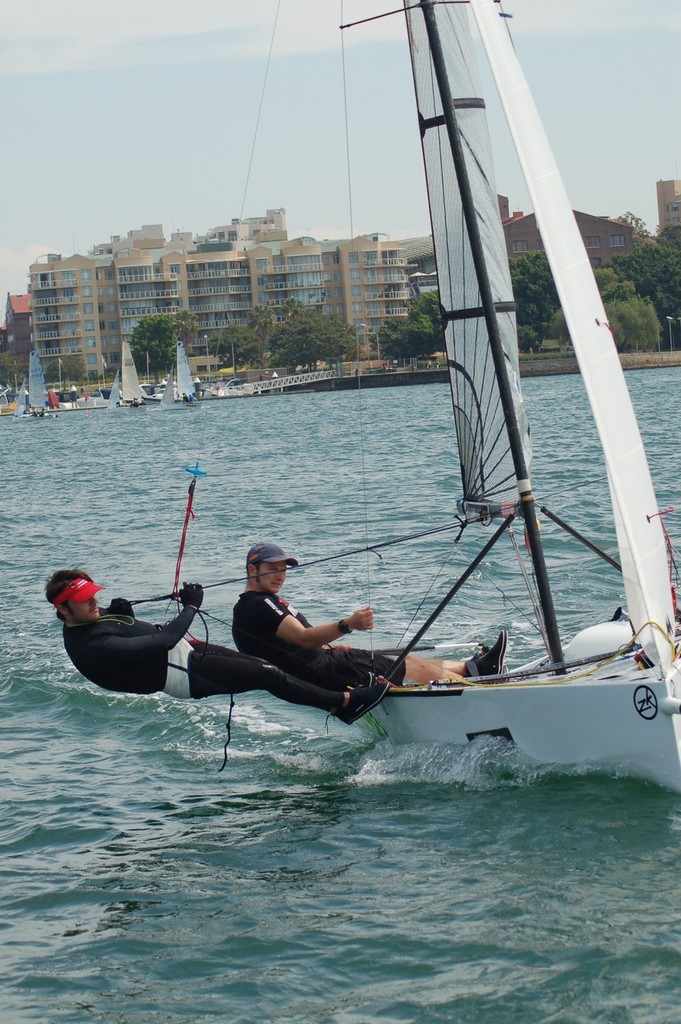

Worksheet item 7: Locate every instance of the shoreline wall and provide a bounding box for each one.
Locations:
[291,352,681,393]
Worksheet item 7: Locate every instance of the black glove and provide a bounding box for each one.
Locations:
[179,582,203,610]
[102,597,134,617]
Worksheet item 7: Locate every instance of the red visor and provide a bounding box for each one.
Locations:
[52,578,105,606]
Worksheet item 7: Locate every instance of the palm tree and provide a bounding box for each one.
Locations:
[249,305,275,368]
[174,310,199,347]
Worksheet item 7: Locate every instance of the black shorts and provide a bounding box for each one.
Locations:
[315,648,406,689]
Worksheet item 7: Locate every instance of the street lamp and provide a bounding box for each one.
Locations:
[356,322,367,372]
[667,316,679,353]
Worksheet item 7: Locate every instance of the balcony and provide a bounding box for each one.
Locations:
[190,301,251,313]
[119,287,179,300]
[35,328,83,342]
[34,311,81,323]
[188,285,231,297]
[30,290,78,303]
[186,267,229,279]
[38,346,84,357]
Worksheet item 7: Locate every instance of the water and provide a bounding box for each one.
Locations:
[3,370,681,1023]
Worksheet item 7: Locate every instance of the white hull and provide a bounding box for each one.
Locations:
[371,657,681,792]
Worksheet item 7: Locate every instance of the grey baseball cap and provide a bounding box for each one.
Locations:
[246,543,299,568]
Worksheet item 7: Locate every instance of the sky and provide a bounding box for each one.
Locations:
[2,0,680,308]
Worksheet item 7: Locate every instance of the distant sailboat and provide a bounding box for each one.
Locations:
[28,349,52,417]
[119,341,146,406]
[13,381,28,419]
[157,341,199,410]
[107,370,122,411]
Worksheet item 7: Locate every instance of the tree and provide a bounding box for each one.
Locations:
[174,310,199,346]
[0,351,28,389]
[613,212,652,243]
[249,305,275,367]
[658,224,681,249]
[550,294,660,352]
[215,326,260,370]
[606,297,660,352]
[509,250,560,351]
[378,290,445,361]
[130,314,176,379]
[610,243,681,337]
[269,308,355,370]
[44,354,85,385]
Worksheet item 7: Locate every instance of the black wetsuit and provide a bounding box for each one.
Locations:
[62,609,346,712]
[232,591,405,689]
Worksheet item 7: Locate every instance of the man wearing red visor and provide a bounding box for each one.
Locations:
[45,568,389,724]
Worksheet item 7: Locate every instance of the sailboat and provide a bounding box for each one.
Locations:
[107,370,123,410]
[12,381,28,419]
[368,0,681,791]
[157,340,199,410]
[119,341,146,406]
[27,348,54,417]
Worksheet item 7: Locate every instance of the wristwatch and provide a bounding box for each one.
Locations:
[338,618,352,635]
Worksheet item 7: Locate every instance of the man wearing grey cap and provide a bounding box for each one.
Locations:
[232,542,507,691]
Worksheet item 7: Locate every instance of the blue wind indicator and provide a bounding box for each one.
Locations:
[185,460,207,477]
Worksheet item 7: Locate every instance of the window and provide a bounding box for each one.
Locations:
[256,259,268,270]
[84,320,95,331]
[511,240,528,252]
[82,287,92,297]
[584,235,601,248]
[348,251,359,263]
[108,320,119,330]
[609,234,625,247]
[86,337,97,348]
[351,285,361,297]
[83,303,94,314]
[86,353,98,364]
[81,270,92,281]
[350,269,360,280]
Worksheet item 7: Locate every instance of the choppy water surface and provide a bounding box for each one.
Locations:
[3,369,681,1023]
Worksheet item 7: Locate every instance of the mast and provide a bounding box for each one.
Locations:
[417,0,563,664]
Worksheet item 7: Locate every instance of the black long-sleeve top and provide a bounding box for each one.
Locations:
[62,608,197,694]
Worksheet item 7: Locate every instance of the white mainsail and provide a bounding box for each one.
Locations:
[158,368,177,410]
[107,370,122,410]
[470,0,674,671]
[13,382,28,418]
[28,349,49,411]
[404,3,530,515]
[120,342,145,403]
[176,340,195,402]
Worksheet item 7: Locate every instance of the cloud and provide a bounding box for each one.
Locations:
[0,243,54,312]
[0,1,404,76]
[3,1,678,77]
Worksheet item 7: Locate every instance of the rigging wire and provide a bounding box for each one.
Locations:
[340,0,375,650]
[238,0,282,222]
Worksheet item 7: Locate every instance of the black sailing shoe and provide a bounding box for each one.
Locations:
[335,679,391,725]
[467,630,508,678]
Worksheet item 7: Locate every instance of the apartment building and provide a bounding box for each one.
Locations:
[657,180,681,229]
[503,209,633,267]
[27,220,411,376]
[4,293,32,357]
